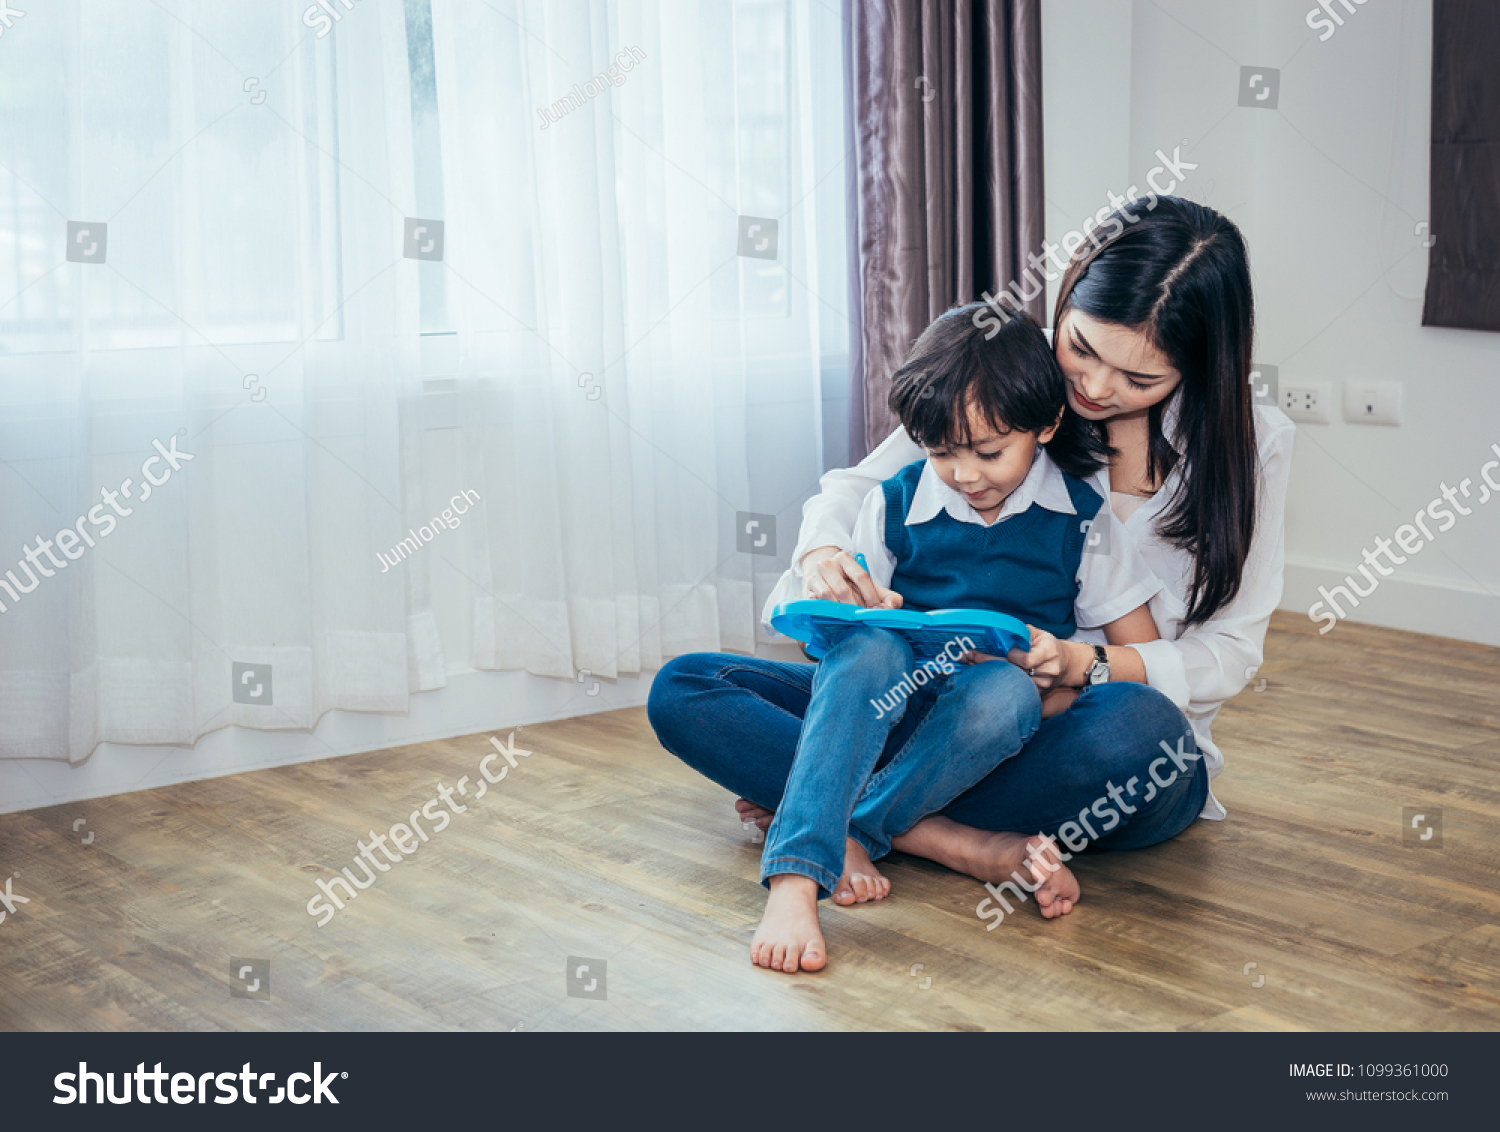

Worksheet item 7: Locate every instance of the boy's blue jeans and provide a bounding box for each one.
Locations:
[647,644,1208,894]
[758,626,1041,898]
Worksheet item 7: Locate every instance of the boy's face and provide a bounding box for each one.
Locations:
[925,398,1059,522]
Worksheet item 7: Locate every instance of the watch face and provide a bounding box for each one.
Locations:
[1089,646,1109,684]
[1089,648,1109,684]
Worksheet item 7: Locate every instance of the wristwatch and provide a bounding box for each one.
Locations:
[1085,645,1110,685]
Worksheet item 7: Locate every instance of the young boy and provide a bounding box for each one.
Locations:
[752,305,1161,974]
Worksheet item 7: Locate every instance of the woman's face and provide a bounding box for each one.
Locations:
[1055,308,1183,422]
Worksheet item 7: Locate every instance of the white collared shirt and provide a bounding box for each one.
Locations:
[764,391,1298,822]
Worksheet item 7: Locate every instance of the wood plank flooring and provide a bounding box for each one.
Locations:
[2,611,1497,1031]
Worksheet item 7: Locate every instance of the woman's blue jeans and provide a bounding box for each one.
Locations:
[647,645,1209,893]
[758,626,1042,897]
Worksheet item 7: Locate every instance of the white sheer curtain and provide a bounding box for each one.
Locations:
[427,0,844,680]
[0,2,432,762]
[0,0,845,764]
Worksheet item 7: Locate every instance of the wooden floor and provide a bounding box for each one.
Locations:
[3,612,1498,1031]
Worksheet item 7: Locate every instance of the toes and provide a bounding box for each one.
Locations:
[801,941,827,971]
[1039,894,1073,919]
[833,886,856,905]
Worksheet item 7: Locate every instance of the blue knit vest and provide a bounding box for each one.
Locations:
[881,459,1102,638]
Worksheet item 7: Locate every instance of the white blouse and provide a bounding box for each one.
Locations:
[766,391,1298,822]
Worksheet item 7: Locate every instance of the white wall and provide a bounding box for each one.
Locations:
[1043,0,1500,646]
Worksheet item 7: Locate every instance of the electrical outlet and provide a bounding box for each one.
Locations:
[1280,382,1331,424]
[1343,381,1402,426]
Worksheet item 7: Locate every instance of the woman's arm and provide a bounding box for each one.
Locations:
[793,427,924,605]
[1065,503,1163,685]
[1110,408,1297,709]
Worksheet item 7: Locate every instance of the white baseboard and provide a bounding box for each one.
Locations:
[1281,558,1500,647]
[0,667,653,816]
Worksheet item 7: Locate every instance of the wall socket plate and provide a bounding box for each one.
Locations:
[1343,381,1402,425]
[1281,382,1331,424]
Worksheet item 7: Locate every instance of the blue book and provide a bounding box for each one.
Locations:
[770,599,1030,663]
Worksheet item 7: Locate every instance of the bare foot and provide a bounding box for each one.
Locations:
[892,816,1080,920]
[832,837,890,906]
[750,875,826,973]
[734,798,774,831]
[1019,834,1080,919]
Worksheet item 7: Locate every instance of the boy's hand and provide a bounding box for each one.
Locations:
[1004,626,1072,690]
[800,547,902,608]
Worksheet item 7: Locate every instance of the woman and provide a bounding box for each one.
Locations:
[648,196,1295,962]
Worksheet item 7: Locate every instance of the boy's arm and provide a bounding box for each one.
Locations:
[762,484,901,627]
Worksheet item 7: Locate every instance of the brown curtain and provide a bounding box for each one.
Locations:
[844,0,1045,461]
[1421,0,1500,332]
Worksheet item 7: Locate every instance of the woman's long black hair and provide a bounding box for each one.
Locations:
[1053,196,1258,626]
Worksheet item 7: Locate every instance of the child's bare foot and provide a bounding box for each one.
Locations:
[734,798,774,831]
[750,875,827,973]
[1020,834,1080,919]
[833,837,890,906]
[892,817,1080,920]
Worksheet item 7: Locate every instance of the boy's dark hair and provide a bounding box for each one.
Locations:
[886,304,1107,479]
